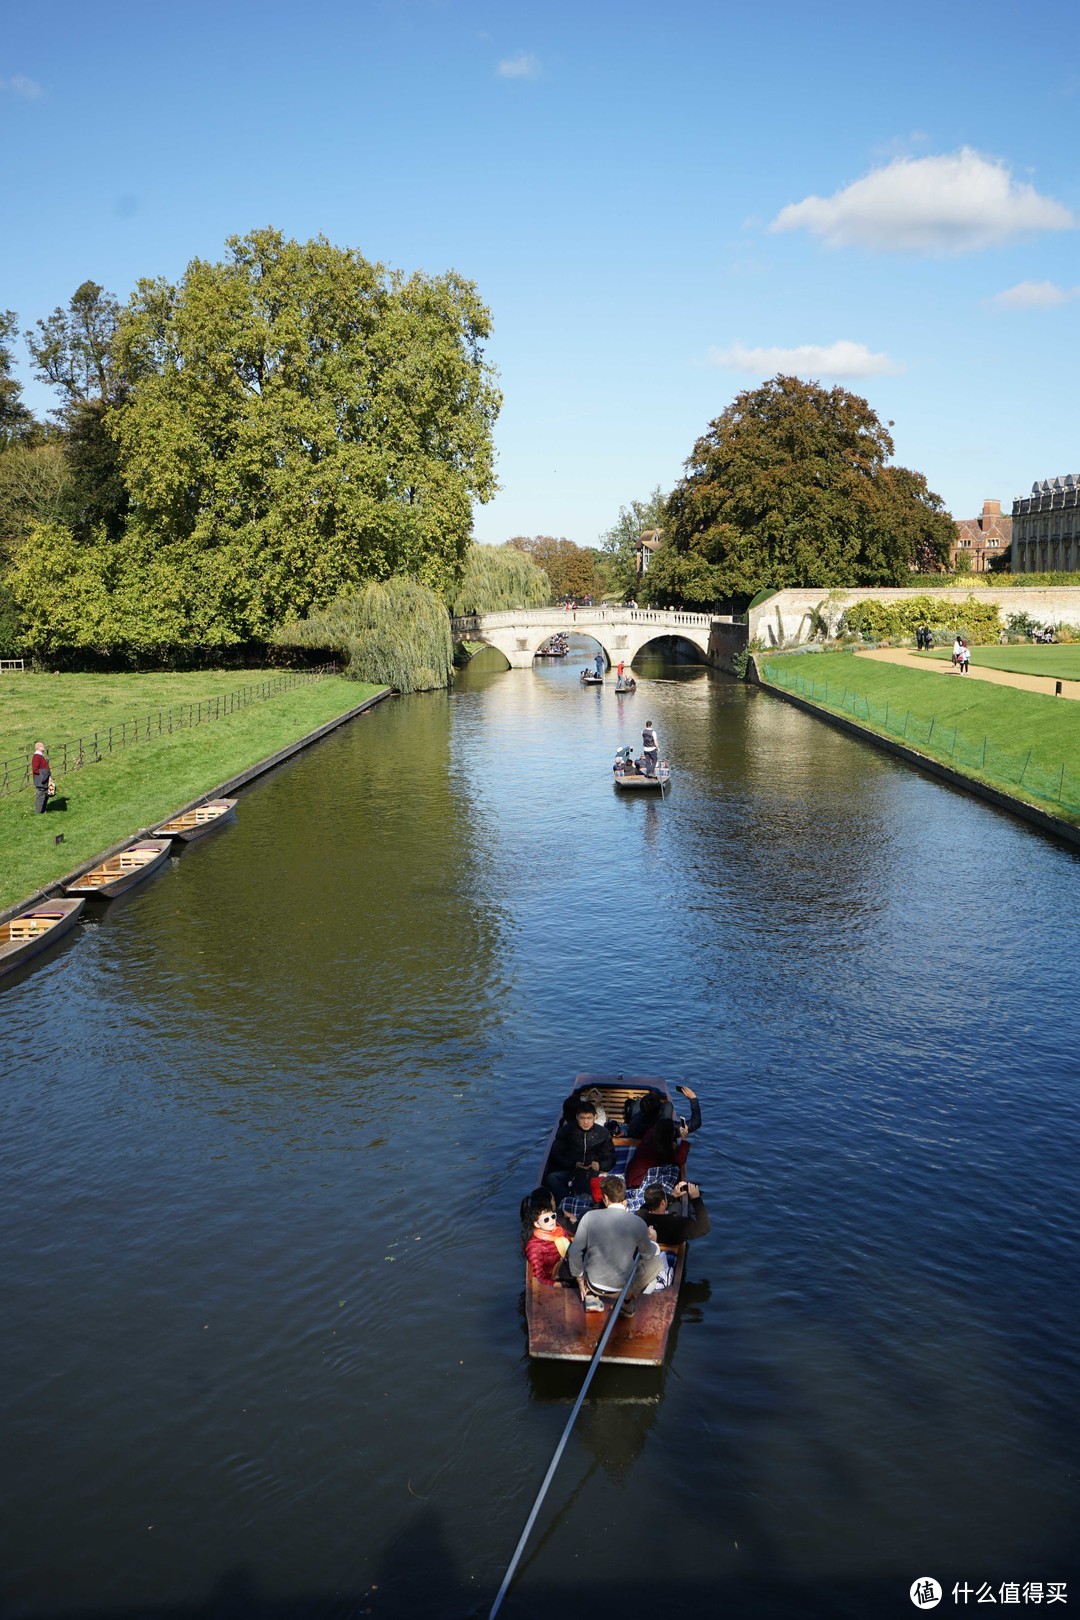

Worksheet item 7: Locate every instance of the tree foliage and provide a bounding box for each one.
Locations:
[0,311,35,448]
[26,281,122,408]
[110,228,500,638]
[24,281,129,539]
[648,375,956,607]
[274,576,453,693]
[598,485,667,600]
[0,444,75,560]
[508,535,603,601]
[451,542,550,615]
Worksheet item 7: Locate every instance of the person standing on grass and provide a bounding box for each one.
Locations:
[31,742,51,814]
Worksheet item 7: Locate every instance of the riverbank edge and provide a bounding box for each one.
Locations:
[748,656,1080,851]
[0,687,393,926]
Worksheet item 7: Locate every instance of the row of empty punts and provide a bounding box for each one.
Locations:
[0,799,237,984]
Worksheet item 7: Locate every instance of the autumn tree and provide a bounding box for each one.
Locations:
[508,535,603,602]
[646,375,956,608]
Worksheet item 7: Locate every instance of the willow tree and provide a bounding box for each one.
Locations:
[647,374,955,607]
[452,542,549,615]
[111,229,501,641]
[274,577,453,694]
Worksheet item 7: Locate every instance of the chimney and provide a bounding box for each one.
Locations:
[982,499,1001,518]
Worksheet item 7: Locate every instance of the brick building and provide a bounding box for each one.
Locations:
[950,498,1012,572]
[1011,476,1080,573]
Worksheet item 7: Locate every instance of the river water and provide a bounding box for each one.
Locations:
[2,643,1078,1620]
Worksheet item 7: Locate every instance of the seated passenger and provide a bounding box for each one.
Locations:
[521,1188,574,1285]
[545,1102,616,1202]
[623,1084,701,1140]
[640,1180,711,1244]
[561,1084,607,1126]
[625,1116,690,1189]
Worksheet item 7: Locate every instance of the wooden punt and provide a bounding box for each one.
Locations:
[580,670,604,685]
[0,898,84,981]
[615,678,637,692]
[153,798,237,843]
[65,839,172,899]
[526,1073,687,1367]
[613,764,670,790]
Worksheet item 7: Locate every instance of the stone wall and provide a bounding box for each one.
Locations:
[748,587,1080,648]
[707,618,749,673]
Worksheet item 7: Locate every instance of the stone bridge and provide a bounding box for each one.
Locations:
[451,606,738,670]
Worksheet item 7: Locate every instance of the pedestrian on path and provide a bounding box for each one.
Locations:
[959,640,970,674]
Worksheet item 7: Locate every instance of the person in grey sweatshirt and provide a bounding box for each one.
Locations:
[566,1176,661,1317]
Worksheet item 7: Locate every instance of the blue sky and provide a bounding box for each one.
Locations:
[3,0,1077,546]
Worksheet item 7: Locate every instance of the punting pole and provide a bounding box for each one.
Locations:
[487,1254,641,1619]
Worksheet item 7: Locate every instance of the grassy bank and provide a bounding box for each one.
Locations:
[922,645,1080,680]
[758,650,1080,823]
[0,671,382,911]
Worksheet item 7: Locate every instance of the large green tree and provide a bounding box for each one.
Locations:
[25,280,129,540]
[647,375,955,607]
[108,228,500,639]
[452,542,550,615]
[598,485,667,600]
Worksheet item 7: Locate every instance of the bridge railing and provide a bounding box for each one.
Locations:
[451,607,719,632]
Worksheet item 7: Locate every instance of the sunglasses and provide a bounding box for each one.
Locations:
[536,1211,557,1225]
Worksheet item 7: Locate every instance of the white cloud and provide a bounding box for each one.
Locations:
[705,340,902,379]
[1,73,42,99]
[770,147,1075,254]
[990,279,1079,309]
[496,52,541,79]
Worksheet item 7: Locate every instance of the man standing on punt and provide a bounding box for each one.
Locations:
[641,720,659,776]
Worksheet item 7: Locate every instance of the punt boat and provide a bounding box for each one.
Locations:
[613,761,670,790]
[65,839,172,899]
[526,1073,686,1367]
[615,675,637,692]
[0,898,84,982]
[153,798,237,843]
[580,669,604,685]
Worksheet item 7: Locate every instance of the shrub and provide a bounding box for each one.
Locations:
[838,593,1001,644]
[274,576,453,693]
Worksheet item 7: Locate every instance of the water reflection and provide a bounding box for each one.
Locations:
[1,655,1078,1618]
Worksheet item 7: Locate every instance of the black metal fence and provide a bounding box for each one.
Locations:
[2,664,339,798]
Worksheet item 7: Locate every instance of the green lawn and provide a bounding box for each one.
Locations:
[919,645,1080,680]
[758,650,1080,823]
[0,671,382,911]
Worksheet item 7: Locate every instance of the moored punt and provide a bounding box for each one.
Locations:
[0,899,84,982]
[526,1073,686,1366]
[153,798,237,843]
[65,839,172,900]
[613,763,670,790]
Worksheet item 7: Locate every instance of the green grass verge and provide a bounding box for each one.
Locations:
[758,650,1080,824]
[920,645,1080,680]
[0,672,381,911]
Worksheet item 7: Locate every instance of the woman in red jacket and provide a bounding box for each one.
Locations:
[625,1118,690,1189]
[521,1188,574,1285]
